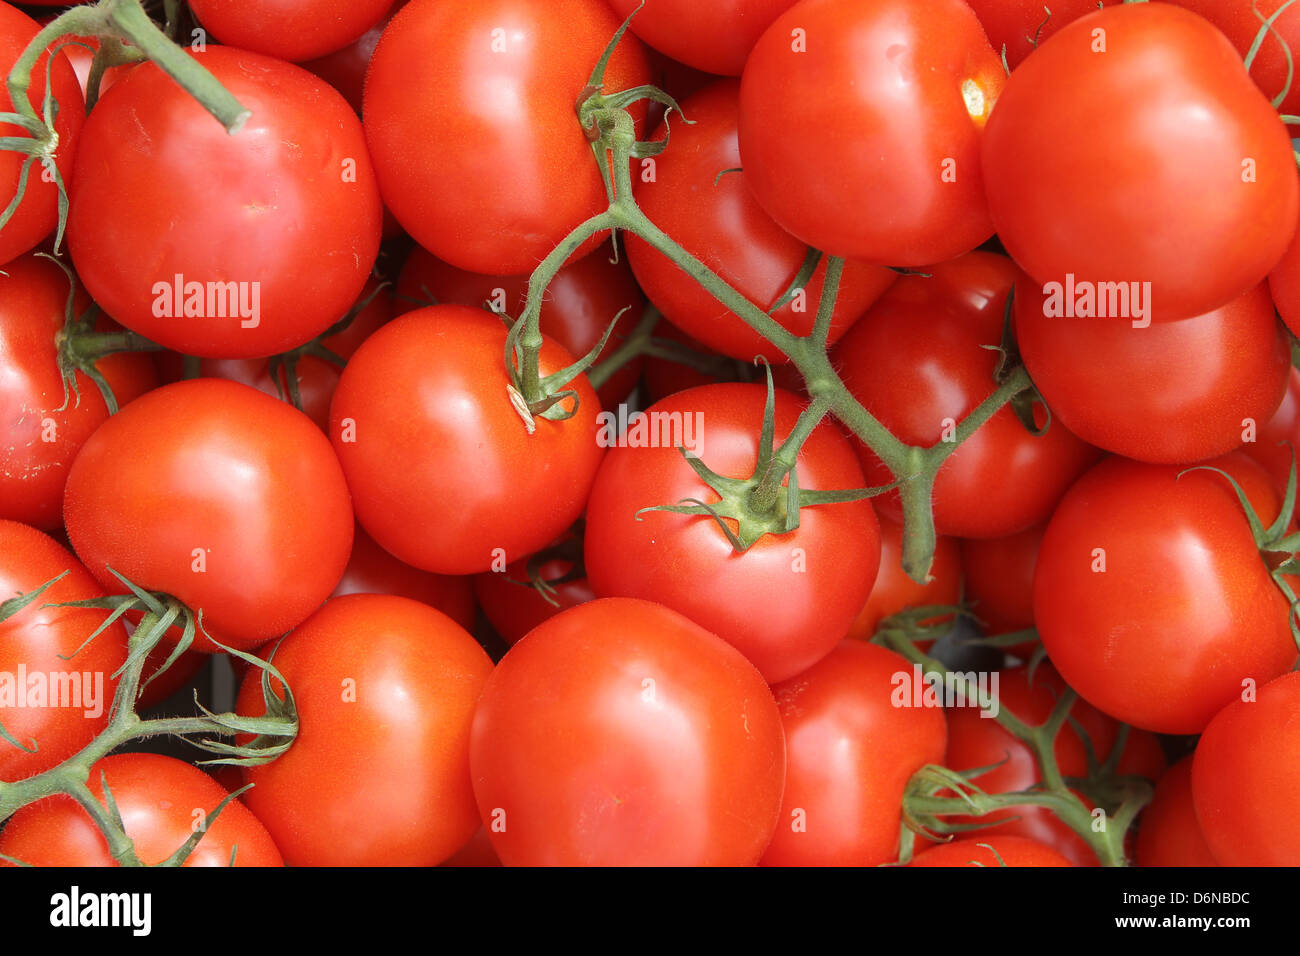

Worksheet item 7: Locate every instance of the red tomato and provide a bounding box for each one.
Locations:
[63,379,355,651]
[835,252,1100,538]
[67,46,381,358]
[909,835,1074,867]
[640,320,753,402]
[395,243,644,408]
[237,594,493,865]
[0,752,283,866]
[845,517,961,644]
[0,253,156,529]
[439,826,502,867]
[943,664,1167,866]
[1168,0,1300,122]
[627,80,895,362]
[738,0,1004,265]
[364,0,649,275]
[959,523,1042,643]
[1269,204,1300,337]
[1135,757,1218,867]
[0,521,127,782]
[330,305,605,575]
[189,0,394,62]
[1244,368,1300,494]
[470,598,785,865]
[1016,279,1289,464]
[134,644,207,712]
[1034,453,1296,734]
[983,3,1298,322]
[332,523,476,631]
[965,0,1119,70]
[301,3,400,113]
[762,640,947,866]
[1192,670,1300,866]
[605,0,796,75]
[474,556,594,647]
[0,3,85,267]
[584,383,880,683]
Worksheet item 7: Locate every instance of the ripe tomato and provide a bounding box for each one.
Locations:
[1269,205,1300,338]
[332,523,475,631]
[237,594,492,866]
[67,46,381,358]
[189,0,394,62]
[584,383,880,683]
[474,555,594,647]
[738,0,1004,265]
[959,522,1043,643]
[845,517,961,644]
[761,640,947,866]
[0,3,84,267]
[640,320,754,402]
[605,0,796,75]
[301,3,399,114]
[1135,757,1218,867]
[1244,368,1300,494]
[331,305,604,575]
[1192,670,1300,866]
[0,253,156,529]
[364,0,649,275]
[1034,453,1296,734]
[909,835,1074,867]
[627,80,895,362]
[0,521,127,782]
[470,598,785,865]
[1167,0,1300,122]
[63,379,354,651]
[943,664,1167,866]
[983,3,1298,322]
[965,0,1119,70]
[1016,279,1289,464]
[835,252,1100,539]
[395,242,644,408]
[0,752,283,866]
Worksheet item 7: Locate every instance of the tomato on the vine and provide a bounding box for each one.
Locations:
[738,0,1005,265]
[470,597,785,866]
[605,0,796,76]
[909,835,1074,867]
[844,518,961,645]
[965,0,1119,70]
[959,522,1043,646]
[1135,757,1218,868]
[474,554,593,647]
[63,378,355,651]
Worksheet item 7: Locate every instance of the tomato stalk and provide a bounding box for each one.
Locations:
[0,574,298,865]
[879,608,1154,867]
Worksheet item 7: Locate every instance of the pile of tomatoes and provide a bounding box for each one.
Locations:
[2,0,1300,870]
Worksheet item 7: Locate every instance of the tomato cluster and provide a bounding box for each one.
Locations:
[2,0,1300,871]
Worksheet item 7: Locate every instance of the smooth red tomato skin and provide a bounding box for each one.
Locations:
[0,753,283,866]
[627,80,895,361]
[983,4,1298,322]
[330,305,605,575]
[960,523,1042,642]
[1168,1,1300,122]
[364,0,649,275]
[1245,368,1300,494]
[0,254,156,529]
[966,0,1120,69]
[0,4,84,267]
[943,664,1166,866]
[1136,757,1218,867]
[332,524,476,631]
[605,0,796,75]
[395,243,644,408]
[67,47,381,358]
[584,383,880,683]
[189,0,394,62]
[1034,454,1296,735]
[1193,671,1300,866]
[63,379,355,651]
[836,253,1100,538]
[1016,280,1289,464]
[474,557,594,647]
[910,835,1074,867]
[1269,208,1300,338]
[301,4,397,113]
[762,640,947,866]
[738,0,1005,265]
[845,518,961,644]
[470,598,785,866]
[237,595,493,866]
[0,521,127,782]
